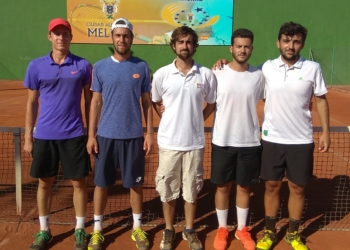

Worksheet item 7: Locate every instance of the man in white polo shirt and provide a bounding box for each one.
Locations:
[210,28,264,250]
[256,22,330,250]
[152,26,217,250]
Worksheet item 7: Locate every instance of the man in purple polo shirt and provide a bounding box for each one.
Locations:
[23,18,92,250]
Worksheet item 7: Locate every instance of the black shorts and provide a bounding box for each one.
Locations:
[260,140,314,185]
[210,143,261,186]
[30,136,90,179]
[94,135,145,188]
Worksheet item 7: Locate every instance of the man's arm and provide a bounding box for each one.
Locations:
[86,92,103,154]
[203,102,216,121]
[24,89,39,157]
[152,101,163,118]
[141,92,154,155]
[315,94,330,152]
[83,84,92,134]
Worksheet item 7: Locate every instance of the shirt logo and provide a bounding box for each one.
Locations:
[298,77,303,80]
[263,130,268,136]
[196,82,204,88]
[71,70,80,74]
[136,177,142,182]
[133,74,140,78]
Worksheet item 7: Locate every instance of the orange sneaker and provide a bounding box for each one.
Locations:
[235,227,256,250]
[213,227,228,250]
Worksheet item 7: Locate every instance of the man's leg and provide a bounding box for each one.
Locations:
[234,185,256,250]
[29,177,55,250]
[215,182,232,227]
[130,185,143,229]
[213,183,231,250]
[284,181,309,250]
[71,177,89,250]
[184,200,197,229]
[163,200,176,230]
[71,178,88,223]
[264,180,282,231]
[37,177,55,229]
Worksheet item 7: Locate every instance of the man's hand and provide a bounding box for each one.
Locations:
[212,59,229,70]
[318,132,330,152]
[24,139,33,158]
[86,136,98,155]
[144,133,154,155]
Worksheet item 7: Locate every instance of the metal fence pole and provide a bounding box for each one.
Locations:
[14,128,22,215]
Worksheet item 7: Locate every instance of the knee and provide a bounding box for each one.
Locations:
[289,182,305,196]
[71,178,87,190]
[265,181,281,193]
[216,184,231,195]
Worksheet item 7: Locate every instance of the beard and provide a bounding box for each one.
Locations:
[232,52,251,64]
[176,49,195,60]
[280,49,299,62]
[114,44,130,55]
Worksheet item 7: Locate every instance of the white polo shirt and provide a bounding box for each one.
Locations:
[261,56,327,144]
[152,60,217,150]
[212,64,265,147]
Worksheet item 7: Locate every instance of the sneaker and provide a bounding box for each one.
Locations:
[160,229,176,250]
[256,230,277,250]
[29,230,53,250]
[235,227,255,250]
[131,228,150,250]
[182,229,202,250]
[213,227,228,250]
[88,230,104,250]
[285,231,309,250]
[74,228,89,250]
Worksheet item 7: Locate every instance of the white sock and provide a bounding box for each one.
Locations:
[39,215,50,231]
[133,213,142,229]
[76,216,85,230]
[93,215,103,231]
[216,208,228,228]
[236,206,249,230]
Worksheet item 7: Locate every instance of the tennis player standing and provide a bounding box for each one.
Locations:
[152,26,217,250]
[24,18,92,250]
[86,18,154,250]
[210,28,264,250]
[256,21,330,250]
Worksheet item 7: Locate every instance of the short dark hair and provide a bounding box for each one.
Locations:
[170,26,199,49]
[278,21,308,42]
[231,28,254,45]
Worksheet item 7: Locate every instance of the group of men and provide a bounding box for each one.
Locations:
[23,16,329,250]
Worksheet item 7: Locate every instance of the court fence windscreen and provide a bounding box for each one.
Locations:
[0,127,349,230]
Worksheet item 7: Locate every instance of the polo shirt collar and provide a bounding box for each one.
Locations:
[170,59,199,74]
[48,51,73,65]
[276,55,305,69]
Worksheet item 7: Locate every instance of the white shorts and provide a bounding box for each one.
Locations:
[155,147,204,203]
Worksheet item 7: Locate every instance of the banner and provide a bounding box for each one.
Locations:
[67,0,234,45]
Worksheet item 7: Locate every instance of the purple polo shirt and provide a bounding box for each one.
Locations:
[24,52,92,140]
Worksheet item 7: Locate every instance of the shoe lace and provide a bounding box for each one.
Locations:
[90,231,104,244]
[261,231,274,242]
[33,231,50,245]
[289,232,306,243]
[217,228,228,240]
[239,227,252,240]
[133,228,148,241]
[187,230,199,242]
[163,230,174,243]
[74,230,87,244]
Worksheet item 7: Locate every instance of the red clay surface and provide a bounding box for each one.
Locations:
[1,80,350,249]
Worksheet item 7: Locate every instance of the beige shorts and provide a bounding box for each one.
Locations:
[155,147,204,203]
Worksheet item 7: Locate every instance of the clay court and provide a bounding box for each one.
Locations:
[0,80,350,249]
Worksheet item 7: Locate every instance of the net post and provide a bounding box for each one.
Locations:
[14,128,22,215]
